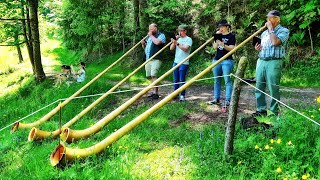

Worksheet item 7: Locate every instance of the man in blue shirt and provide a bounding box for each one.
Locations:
[254,10,290,116]
[141,23,166,99]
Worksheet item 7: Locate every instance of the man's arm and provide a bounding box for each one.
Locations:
[178,37,192,52]
[269,30,282,46]
[178,44,190,52]
[223,35,236,51]
[148,31,164,45]
[223,44,235,51]
[213,40,219,49]
[141,39,146,49]
[266,21,282,46]
[216,40,235,51]
[149,35,163,45]
[170,38,177,50]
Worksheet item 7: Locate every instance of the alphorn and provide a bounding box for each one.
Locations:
[60,36,215,143]
[28,41,172,141]
[11,36,147,133]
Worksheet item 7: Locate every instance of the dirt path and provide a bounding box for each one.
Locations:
[122,81,319,125]
[128,81,319,108]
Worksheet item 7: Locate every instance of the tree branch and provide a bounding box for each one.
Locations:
[0,41,26,46]
[0,18,27,21]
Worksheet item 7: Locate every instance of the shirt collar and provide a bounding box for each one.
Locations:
[274,24,281,32]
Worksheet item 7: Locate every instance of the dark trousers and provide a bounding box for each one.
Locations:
[173,63,189,97]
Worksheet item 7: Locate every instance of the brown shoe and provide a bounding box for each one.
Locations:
[251,111,267,117]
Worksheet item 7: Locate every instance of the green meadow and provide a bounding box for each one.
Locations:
[1,40,319,179]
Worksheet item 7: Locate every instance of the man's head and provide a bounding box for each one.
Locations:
[177,24,188,37]
[217,20,231,34]
[149,23,158,35]
[266,10,281,27]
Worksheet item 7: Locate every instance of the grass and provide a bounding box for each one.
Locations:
[0,46,23,74]
[281,55,320,87]
[0,41,319,179]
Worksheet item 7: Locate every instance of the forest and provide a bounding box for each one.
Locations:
[0,0,319,179]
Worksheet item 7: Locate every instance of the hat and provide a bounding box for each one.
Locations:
[61,65,71,69]
[218,20,231,27]
[267,10,280,17]
[178,24,188,30]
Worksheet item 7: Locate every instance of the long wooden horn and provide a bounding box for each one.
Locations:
[50,25,267,166]
[59,36,215,143]
[28,41,172,141]
[11,36,147,133]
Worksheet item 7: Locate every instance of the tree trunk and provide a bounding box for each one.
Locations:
[16,44,24,63]
[134,0,140,39]
[23,2,35,73]
[14,33,24,63]
[119,2,125,52]
[227,0,230,18]
[139,0,148,31]
[308,25,314,53]
[28,0,45,81]
[224,56,248,155]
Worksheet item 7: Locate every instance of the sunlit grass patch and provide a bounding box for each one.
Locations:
[0,65,33,97]
[0,46,22,73]
[0,149,24,174]
[0,39,66,98]
[131,146,195,179]
[129,74,149,85]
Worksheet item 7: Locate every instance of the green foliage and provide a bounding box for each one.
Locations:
[49,0,320,77]
[0,0,25,45]
[2,0,320,64]
[290,31,306,46]
[282,51,320,87]
[57,0,132,60]
[286,0,319,29]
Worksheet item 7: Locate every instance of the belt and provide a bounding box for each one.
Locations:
[259,57,283,61]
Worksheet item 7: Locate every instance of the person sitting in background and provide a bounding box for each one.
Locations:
[55,65,73,86]
[74,62,86,83]
[61,65,72,77]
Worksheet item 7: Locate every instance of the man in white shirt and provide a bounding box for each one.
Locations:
[170,24,193,101]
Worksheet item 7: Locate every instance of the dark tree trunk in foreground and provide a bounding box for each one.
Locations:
[224,57,248,155]
[28,0,45,81]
